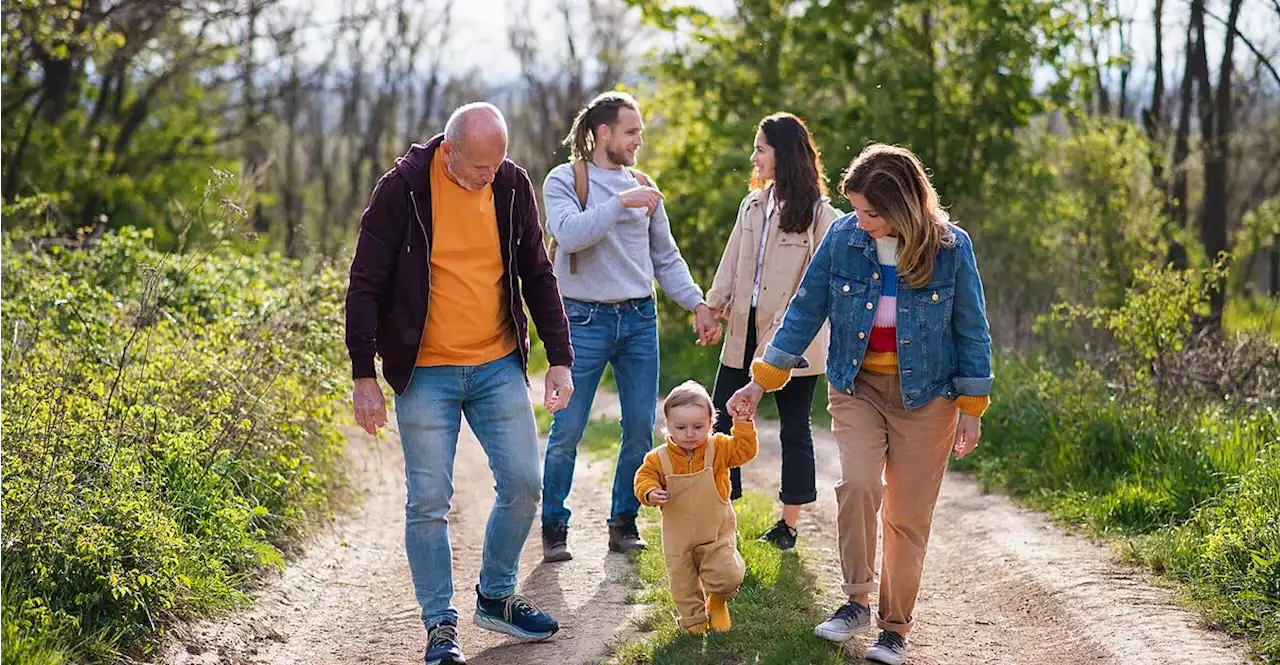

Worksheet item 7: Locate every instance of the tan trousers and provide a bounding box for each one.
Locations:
[829,371,959,635]
[657,439,747,628]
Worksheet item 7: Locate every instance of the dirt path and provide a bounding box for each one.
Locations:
[158,387,640,665]
[158,383,1248,665]
[738,418,1248,665]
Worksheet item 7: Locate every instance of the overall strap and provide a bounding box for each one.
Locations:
[657,446,676,477]
[704,436,717,471]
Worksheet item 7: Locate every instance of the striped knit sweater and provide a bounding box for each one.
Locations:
[752,235,989,417]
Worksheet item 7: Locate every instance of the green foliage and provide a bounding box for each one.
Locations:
[1040,263,1216,398]
[2,1,240,244]
[1225,294,1280,339]
[956,354,1279,658]
[0,225,348,662]
[636,0,1082,291]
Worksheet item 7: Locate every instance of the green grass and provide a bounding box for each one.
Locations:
[610,494,844,665]
[1224,294,1280,339]
[954,353,1280,661]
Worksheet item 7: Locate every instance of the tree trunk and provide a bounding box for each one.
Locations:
[1168,8,1198,270]
[1197,0,1242,323]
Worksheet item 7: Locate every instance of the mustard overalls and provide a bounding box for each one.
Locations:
[654,437,747,629]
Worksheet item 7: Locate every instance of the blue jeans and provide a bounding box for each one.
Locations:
[395,352,541,629]
[542,297,659,525]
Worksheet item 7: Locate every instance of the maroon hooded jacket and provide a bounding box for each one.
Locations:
[344,135,573,395]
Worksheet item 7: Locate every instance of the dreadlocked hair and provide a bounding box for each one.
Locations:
[562,91,640,161]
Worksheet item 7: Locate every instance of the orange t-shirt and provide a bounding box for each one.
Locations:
[415,155,515,367]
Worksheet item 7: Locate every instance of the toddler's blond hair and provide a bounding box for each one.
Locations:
[662,380,717,422]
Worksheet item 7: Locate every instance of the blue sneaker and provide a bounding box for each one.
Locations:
[424,621,465,665]
[473,585,559,641]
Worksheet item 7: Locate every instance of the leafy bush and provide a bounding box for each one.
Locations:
[1,225,348,663]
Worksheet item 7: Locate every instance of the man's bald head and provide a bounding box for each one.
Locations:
[441,103,508,191]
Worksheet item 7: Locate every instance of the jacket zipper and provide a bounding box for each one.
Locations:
[507,190,528,375]
[408,190,431,387]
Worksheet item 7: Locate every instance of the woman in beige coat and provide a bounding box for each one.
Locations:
[704,112,840,549]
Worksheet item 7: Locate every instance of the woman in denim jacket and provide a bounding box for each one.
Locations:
[727,144,993,665]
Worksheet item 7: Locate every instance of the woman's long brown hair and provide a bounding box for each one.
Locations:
[750,112,828,234]
[839,143,954,288]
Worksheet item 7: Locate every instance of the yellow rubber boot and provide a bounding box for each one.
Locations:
[707,593,731,633]
[682,620,708,635]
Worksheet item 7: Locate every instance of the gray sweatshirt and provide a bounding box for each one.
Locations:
[542,162,704,311]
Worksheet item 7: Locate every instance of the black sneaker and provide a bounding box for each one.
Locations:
[542,520,572,562]
[473,586,559,641]
[865,630,908,665]
[425,621,465,665]
[607,515,647,552]
[760,519,797,550]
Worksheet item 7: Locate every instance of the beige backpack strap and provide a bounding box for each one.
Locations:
[572,159,590,210]
[704,436,717,471]
[657,446,675,477]
[564,159,590,274]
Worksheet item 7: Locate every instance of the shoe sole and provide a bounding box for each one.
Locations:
[473,612,558,641]
[813,621,872,643]
[864,652,905,665]
[608,543,647,553]
[426,657,466,665]
[542,549,573,562]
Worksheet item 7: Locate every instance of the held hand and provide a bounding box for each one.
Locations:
[646,489,670,505]
[544,365,575,414]
[618,187,664,215]
[726,382,765,421]
[952,414,982,459]
[353,377,388,436]
[693,304,722,346]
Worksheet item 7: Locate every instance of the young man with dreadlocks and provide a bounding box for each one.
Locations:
[539,91,721,562]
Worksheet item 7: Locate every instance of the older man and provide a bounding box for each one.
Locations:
[345,103,572,665]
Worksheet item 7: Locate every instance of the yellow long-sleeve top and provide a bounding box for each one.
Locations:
[635,421,759,506]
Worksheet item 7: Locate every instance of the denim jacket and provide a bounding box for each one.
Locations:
[761,213,993,410]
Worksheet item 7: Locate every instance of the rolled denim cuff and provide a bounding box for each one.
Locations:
[953,375,993,396]
[761,343,809,370]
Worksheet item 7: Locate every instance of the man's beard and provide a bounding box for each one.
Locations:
[605,144,636,167]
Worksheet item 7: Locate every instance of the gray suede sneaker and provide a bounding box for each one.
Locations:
[865,630,908,665]
[813,601,872,642]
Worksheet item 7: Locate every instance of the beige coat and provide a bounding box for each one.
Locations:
[705,187,839,376]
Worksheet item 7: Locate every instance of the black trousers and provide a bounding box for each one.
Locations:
[711,307,819,505]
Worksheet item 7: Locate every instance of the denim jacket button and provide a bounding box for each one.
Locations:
[865,301,874,310]
[842,284,850,293]
[858,331,866,339]
[932,292,940,302]
[873,272,880,280]
[846,388,854,395]
[852,359,858,366]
